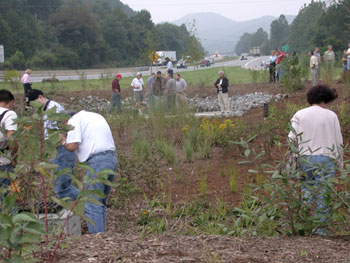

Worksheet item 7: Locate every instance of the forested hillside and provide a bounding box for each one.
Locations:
[235,0,350,56]
[0,0,201,69]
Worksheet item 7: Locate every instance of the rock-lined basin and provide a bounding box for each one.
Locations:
[69,93,288,117]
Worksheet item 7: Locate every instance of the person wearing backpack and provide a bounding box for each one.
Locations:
[0,90,18,192]
[27,89,79,200]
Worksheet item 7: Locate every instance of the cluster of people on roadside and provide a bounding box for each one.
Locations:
[1,72,117,234]
[269,43,350,87]
[109,57,188,115]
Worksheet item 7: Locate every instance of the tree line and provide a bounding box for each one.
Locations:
[0,0,203,70]
[235,0,350,57]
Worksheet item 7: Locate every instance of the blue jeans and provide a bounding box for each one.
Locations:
[109,93,121,114]
[299,155,335,230]
[343,64,348,73]
[0,164,13,200]
[85,150,117,234]
[53,146,79,200]
[347,58,350,73]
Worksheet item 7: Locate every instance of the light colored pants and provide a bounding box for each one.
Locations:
[325,61,334,81]
[218,91,230,112]
[176,93,187,108]
[312,68,318,87]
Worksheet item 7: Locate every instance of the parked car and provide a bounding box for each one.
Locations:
[240,55,248,61]
[199,59,211,67]
[176,59,187,69]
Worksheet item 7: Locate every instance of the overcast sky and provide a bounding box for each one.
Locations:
[120,0,313,23]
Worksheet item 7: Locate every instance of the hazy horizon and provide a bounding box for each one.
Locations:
[120,0,312,23]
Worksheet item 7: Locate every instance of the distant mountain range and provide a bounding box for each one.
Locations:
[173,13,295,54]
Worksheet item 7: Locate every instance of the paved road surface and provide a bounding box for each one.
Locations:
[0,56,269,83]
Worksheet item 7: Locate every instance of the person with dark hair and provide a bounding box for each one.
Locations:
[153,71,166,109]
[309,51,318,86]
[175,73,187,107]
[165,73,177,112]
[214,71,230,114]
[109,74,123,115]
[21,69,32,106]
[269,50,277,83]
[27,89,79,200]
[314,47,321,81]
[324,45,335,81]
[63,110,117,233]
[0,90,18,193]
[289,85,343,235]
[166,57,173,78]
[147,72,156,110]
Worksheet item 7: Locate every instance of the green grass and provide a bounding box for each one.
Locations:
[0,66,254,94]
[0,65,344,94]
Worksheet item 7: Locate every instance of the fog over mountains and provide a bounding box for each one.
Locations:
[173,13,295,54]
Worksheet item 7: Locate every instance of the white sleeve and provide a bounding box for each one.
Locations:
[3,111,17,131]
[288,113,299,142]
[66,118,82,144]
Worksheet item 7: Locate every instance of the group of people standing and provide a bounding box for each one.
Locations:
[109,57,187,115]
[309,45,336,86]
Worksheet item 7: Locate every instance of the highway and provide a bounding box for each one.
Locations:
[0,56,269,83]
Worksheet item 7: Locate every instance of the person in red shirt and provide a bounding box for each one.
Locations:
[276,49,286,81]
[109,74,122,114]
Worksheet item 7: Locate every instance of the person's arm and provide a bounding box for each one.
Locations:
[7,130,18,166]
[65,142,79,152]
[222,78,228,89]
[65,118,81,152]
[334,116,344,169]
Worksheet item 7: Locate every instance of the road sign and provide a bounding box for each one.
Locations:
[148,52,159,63]
[0,45,4,63]
[282,44,290,53]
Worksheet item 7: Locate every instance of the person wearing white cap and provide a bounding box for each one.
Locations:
[131,72,144,114]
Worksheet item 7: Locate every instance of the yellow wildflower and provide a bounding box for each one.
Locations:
[219,124,227,130]
[182,125,190,133]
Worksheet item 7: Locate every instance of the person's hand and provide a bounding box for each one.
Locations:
[59,133,67,145]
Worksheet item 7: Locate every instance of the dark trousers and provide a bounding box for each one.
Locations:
[269,64,276,83]
[0,164,14,200]
[23,83,32,106]
[168,69,174,78]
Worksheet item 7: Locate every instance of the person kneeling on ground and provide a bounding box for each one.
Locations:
[63,110,117,234]
[27,89,79,200]
[0,90,18,196]
[214,71,230,114]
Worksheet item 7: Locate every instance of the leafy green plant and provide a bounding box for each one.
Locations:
[229,165,237,192]
[132,137,151,162]
[155,139,177,165]
[4,70,21,93]
[0,103,117,262]
[200,175,207,197]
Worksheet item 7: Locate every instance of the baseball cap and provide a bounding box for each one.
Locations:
[136,72,142,76]
[116,74,123,79]
[27,89,44,101]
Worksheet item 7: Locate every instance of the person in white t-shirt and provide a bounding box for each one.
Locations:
[166,57,174,78]
[21,69,32,106]
[0,90,18,193]
[309,51,319,87]
[64,110,117,234]
[131,72,144,114]
[27,89,79,201]
[289,85,342,235]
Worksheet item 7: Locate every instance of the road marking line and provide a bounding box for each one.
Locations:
[244,57,263,70]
